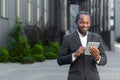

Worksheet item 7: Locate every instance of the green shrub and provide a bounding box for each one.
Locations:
[44,52,58,59]
[31,44,44,54]
[9,56,20,62]
[8,37,31,62]
[0,48,9,62]
[10,18,23,41]
[21,56,35,64]
[32,54,46,62]
[8,18,31,62]
[50,42,60,53]
[44,42,60,56]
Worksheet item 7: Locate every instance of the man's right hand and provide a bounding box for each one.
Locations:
[74,46,86,57]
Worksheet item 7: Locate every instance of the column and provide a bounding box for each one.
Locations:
[100,0,103,32]
[2,0,6,17]
[17,0,20,18]
[44,0,49,26]
[37,0,40,26]
[39,0,44,27]
[28,0,31,24]
[64,0,68,32]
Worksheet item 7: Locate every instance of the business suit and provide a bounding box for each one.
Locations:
[57,31,107,80]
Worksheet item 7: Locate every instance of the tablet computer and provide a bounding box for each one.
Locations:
[85,42,100,55]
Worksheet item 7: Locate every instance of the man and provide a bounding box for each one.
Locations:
[57,11,107,80]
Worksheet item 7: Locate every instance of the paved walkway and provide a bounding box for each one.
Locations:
[0,43,120,80]
[0,60,68,80]
[98,51,120,80]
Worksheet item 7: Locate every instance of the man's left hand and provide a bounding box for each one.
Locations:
[89,46,100,61]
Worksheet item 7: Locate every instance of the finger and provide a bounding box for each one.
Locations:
[82,47,86,50]
[78,48,84,53]
[91,47,99,55]
[92,49,100,57]
[90,47,101,60]
[90,47,98,57]
[92,46,100,53]
[92,47,98,53]
[90,46,96,54]
[80,49,84,54]
[91,50,98,57]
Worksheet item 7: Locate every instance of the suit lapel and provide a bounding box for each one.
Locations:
[72,31,81,46]
[87,32,93,43]
[72,31,93,46]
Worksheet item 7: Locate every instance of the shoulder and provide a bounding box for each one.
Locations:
[63,32,77,39]
[89,32,101,38]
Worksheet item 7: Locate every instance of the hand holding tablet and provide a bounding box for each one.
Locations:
[85,42,100,55]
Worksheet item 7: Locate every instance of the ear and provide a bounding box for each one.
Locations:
[76,20,80,26]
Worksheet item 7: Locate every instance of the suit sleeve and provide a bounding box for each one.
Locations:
[57,36,73,66]
[97,36,107,66]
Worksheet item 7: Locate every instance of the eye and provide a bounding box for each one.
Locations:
[80,21,84,24]
[86,22,90,24]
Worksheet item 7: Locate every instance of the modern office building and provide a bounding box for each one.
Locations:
[0,0,115,50]
[115,0,120,39]
[0,0,67,45]
[69,0,115,50]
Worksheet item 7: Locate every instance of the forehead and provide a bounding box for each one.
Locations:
[79,14,90,21]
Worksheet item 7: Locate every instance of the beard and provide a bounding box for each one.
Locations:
[78,28,88,36]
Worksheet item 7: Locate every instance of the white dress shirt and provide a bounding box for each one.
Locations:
[72,30,101,64]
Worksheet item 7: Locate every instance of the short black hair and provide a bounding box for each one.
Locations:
[75,11,90,24]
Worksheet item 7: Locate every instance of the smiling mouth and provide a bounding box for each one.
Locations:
[82,28,87,31]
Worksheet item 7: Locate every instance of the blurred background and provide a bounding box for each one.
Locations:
[0,0,120,80]
[0,0,119,51]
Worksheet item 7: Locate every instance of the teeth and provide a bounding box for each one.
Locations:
[83,29,87,30]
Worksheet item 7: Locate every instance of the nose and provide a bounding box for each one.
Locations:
[83,23,88,27]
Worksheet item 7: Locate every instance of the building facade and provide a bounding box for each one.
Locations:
[0,0,69,46]
[0,0,115,50]
[115,0,120,39]
[68,0,115,50]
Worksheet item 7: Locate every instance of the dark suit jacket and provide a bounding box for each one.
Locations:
[57,31,107,80]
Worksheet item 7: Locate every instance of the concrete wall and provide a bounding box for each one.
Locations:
[0,0,38,46]
[21,0,28,25]
[115,0,120,39]
[0,0,16,45]
[7,0,16,28]
[0,18,9,45]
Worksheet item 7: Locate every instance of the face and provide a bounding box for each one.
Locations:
[77,14,90,35]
